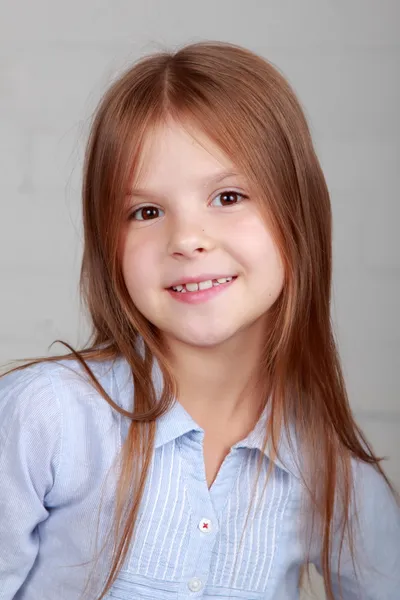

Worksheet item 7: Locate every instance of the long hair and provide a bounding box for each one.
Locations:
[2,41,398,599]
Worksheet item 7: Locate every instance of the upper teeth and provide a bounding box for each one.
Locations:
[172,277,234,292]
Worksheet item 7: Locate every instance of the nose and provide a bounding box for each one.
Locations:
[167,215,215,259]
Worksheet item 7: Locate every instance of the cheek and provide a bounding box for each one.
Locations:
[230,215,283,274]
[231,216,285,305]
[121,237,157,299]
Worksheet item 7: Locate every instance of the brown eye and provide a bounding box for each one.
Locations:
[211,191,247,207]
[131,206,164,221]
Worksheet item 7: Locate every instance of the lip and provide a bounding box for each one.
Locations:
[166,276,237,305]
[166,274,237,289]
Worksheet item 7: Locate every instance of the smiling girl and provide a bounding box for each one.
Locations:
[0,41,399,600]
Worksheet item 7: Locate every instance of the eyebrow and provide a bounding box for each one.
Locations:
[127,170,244,199]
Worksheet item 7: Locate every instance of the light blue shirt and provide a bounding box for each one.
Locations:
[0,356,399,599]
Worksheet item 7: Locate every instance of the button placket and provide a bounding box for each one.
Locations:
[177,434,218,598]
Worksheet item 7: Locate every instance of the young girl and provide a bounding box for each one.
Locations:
[0,41,398,600]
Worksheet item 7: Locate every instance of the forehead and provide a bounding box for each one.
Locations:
[133,119,237,190]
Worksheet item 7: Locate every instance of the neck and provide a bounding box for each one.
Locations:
[164,326,266,428]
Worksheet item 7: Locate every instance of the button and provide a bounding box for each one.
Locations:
[188,577,203,592]
[198,518,212,533]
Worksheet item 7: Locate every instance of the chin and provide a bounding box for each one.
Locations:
[166,324,244,349]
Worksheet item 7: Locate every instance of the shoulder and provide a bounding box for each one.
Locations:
[351,456,399,520]
[341,458,400,596]
[343,456,400,574]
[0,354,134,418]
[0,362,61,435]
[0,356,135,467]
[0,356,135,499]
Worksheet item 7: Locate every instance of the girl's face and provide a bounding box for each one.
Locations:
[121,120,284,349]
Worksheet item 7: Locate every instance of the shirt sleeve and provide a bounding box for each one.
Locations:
[314,458,400,600]
[0,366,62,599]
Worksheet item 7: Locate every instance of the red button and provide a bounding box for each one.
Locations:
[198,518,212,533]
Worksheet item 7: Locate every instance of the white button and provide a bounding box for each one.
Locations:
[188,577,203,592]
[198,518,212,533]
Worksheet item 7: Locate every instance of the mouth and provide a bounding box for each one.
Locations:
[168,276,237,294]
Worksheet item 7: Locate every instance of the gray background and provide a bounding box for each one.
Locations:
[0,2,399,598]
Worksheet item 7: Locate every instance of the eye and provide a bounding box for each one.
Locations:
[211,190,247,207]
[129,206,165,221]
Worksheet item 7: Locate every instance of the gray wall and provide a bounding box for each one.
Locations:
[1,2,399,598]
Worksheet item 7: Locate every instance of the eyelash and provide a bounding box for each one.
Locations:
[129,190,248,222]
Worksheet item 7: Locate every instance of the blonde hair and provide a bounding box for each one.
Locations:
[3,41,398,599]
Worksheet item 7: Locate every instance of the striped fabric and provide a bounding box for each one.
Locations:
[0,356,399,600]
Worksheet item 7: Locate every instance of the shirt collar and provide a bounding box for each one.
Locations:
[231,402,301,477]
[154,399,202,448]
[154,395,300,478]
[115,354,300,478]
